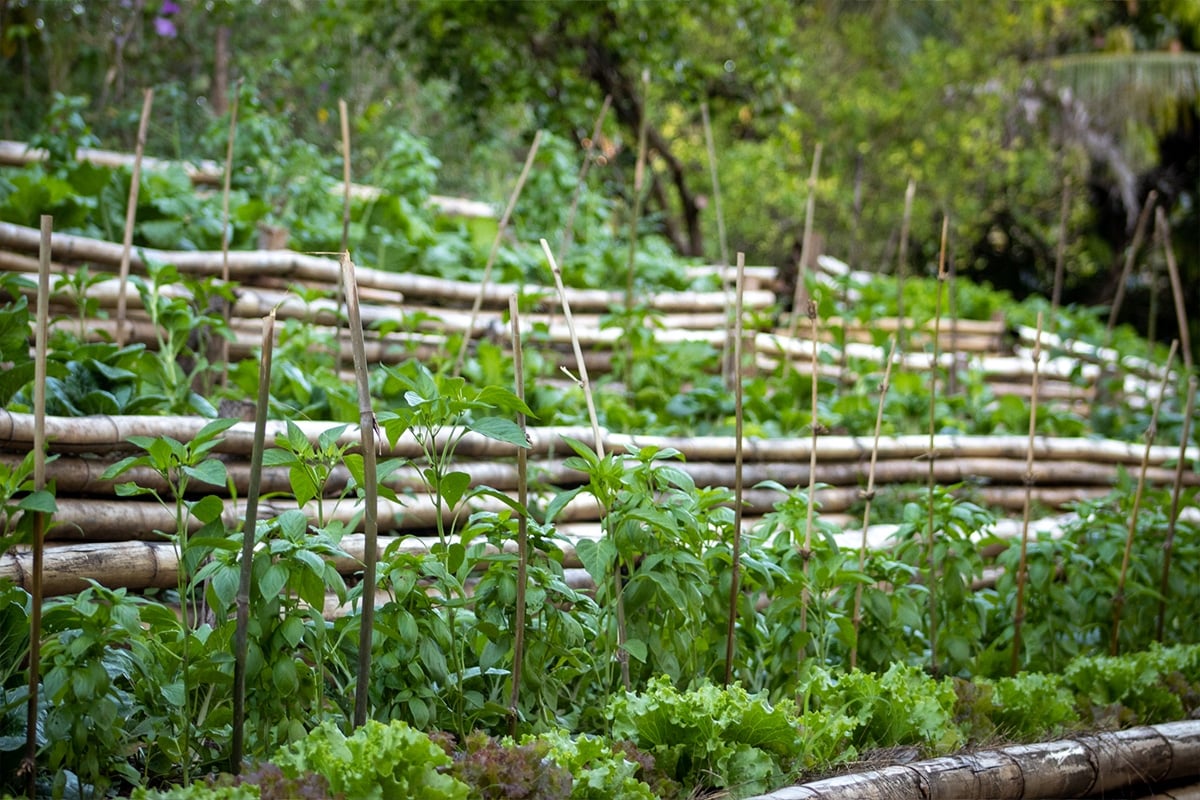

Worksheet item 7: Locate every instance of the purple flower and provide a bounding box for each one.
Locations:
[160,0,180,14]
[153,16,177,37]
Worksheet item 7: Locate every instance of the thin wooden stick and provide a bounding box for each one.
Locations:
[339,99,352,256]
[1155,206,1193,372]
[115,88,153,346]
[623,70,651,392]
[1106,190,1158,338]
[850,338,897,670]
[218,80,241,388]
[453,131,543,377]
[231,310,274,771]
[1111,340,1177,656]
[789,142,822,339]
[1051,176,1071,311]
[343,252,380,726]
[1156,374,1197,641]
[895,180,916,353]
[723,252,746,686]
[799,297,820,641]
[1011,312,1044,675]
[703,100,736,391]
[22,215,52,798]
[926,215,950,674]
[558,95,612,263]
[507,294,529,734]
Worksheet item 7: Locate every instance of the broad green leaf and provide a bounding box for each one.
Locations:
[468,416,530,448]
[184,459,228,488]
[438,470,472,509]
[621,638,648,663]
[16,489,56,514]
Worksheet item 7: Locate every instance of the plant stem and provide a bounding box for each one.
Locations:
[23,215,51,798]
[1111,339,1176,656]
[624,70,651,395]
[232,310,274,771]
[851,337,897,670]
[1011,312,1043,676]
[723,252,746,687]
[342,252,380,727]
[925,215,949,674]
[116,88,153,347]
[453,130,543,378]
[788,142,822,340]
[1155,206,1193,372]
[507,294,529,734]
[1156,374,1197,641]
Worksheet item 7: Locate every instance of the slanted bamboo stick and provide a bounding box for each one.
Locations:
[115,88,153,346]
[1157,375,1198,642]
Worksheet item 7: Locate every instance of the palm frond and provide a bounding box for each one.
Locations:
[1043,52,1200,136]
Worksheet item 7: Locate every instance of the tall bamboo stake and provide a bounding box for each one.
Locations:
[1105,190,1158,338]
[799,297,821,642]
[1011,312,1044,676]
[558,94,612,264]
[895,180,916,353]
[723,253,746,686]
[507,294,529,734]
[336,99,352,372]
[231,310,274,771]
[343,252,381,726]
[850,338,897,670]
[452,131,543,377]
[623,70,651,394]
[926,215,949,674]
[218,81,241,388]
[789,142,822,339]
[115,88,153,347]
[1155,206,1193,372]
[22,215,52,798]
[1156,374,1197,641]
[703,101,736,391]
[1111,340,1177,656]
[1051,176,1071,311]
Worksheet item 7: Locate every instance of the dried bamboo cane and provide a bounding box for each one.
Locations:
[335,98,353,371]
[453,130,543,377]
[926,215,950,673]
[723,253,746,686]
[1157,375,1198,641]
[217,81,241,388]
[623,70,651,394]
[1111,339,1177,656]
[22,215,52,797]
[507,294,529,735]
[789,142,822,339]
[231,311,274,771]
[1156,206,1193,371]
[1051,176,1071,311]
[799,298,820,642]
[703,101,736,391]
[1011,312,1044,675]
[558,94,611,263]
[895,180,916,353]
[343,252,381,727]
[850,338,897,670]
[115,88,153,346]
[1106,190,1158,338]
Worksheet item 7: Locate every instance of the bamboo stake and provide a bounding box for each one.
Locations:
[850,338,897,670]
[926,215,950,673]
[231,310,274,772]
[453,130,543,377]
[799,297,821,642]
[343,252,381,727]
[1156,206,1193,372]
[623,70,651,393]
[703,100,736,391]
[723,253,746,686]
[336,98,353,371]
[1111,340,1177,656]
[22,215,52,798]
[789,142,822,339]
[115,88,153,347]
[558,94,612,263]
[217,80,240,388]
[507,295,529,734]
[1106,190,1157,338]
[1051,176,1071,311]
[1011,312,1044,675]
[895,180,916,353]
[1157,374,1197,641]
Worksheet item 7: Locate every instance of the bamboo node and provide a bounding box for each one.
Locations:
[1023,471,1036,487]
[858,489,877,502]
[806,299,818,321]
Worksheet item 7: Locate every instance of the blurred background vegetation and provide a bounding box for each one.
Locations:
[0,0,1197,345]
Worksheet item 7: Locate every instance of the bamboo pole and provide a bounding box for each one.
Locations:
[623,70,651,394]
[1106,190,1158,338]
[343,252,380,727]
[851,338,897,670]
[1156,206,1193,372]
[799,296,820,642]
[115,88,153,346]
[218,80,240,388]
[507,295,529,735]
[895,180,916,353]
[559,95,612,263]
[1157,375,1198,642]
[231,311,273,771]
[1011,312,1043,675]
[926,216,949,673]
[1111,340,1177,656]
[453,130,543,377]
[789,142,823,339]
[723,253,746,686]
[1051,176,1071,311]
